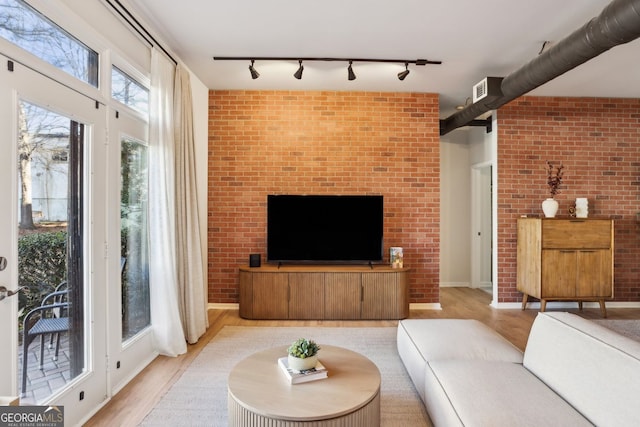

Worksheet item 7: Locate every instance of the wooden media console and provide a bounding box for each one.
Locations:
[239,265,410,320]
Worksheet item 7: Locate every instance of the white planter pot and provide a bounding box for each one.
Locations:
[288,354,318,371]
[542,198,559,218]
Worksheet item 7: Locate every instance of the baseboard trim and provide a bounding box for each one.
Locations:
[439,282,470,288]
[208,303,239,310]
[410,303,442,310]
[493,301,640,310]
[208,301,640,312]
[208,302,445,311]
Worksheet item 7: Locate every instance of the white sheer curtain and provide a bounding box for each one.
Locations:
[148,48,187,356]
[174,63,208,343]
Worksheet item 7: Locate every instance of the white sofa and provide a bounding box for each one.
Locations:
[397,312,640,427]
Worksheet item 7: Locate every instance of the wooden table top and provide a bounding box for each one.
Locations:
[228,345,381,421]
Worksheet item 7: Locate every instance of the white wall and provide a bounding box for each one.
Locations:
[189,72,209,296]
[440,129,471,287]
[440,118,497,292]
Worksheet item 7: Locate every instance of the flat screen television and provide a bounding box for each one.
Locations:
[267,195,384,264]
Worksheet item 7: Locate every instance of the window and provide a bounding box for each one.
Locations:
[0,0,98,86]
[121,137,150,340]
[112,66,149,115]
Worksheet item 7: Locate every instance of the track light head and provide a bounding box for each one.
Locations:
[347,61,356,81]
[249,60,260,79]
[398,63,410,81]
[293,60,304,79]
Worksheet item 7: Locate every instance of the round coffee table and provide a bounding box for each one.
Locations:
[228,344,381,426]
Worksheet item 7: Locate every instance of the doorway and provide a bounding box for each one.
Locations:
[471,163,493,298]
[0,53,108,424]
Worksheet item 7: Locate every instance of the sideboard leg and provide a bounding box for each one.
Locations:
[599,300,607,318]
[521,294,528,310]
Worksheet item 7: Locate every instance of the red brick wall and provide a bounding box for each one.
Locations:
[208,91,440,304]
[497,96,640,303]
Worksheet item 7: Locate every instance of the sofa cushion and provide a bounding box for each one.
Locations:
[524,312,640,427]
[425,360,593,427]
[398,319,523,361]
[397,319,523,404]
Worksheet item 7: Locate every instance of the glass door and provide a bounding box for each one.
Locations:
[0,52,108,425]
[17,100,86,403]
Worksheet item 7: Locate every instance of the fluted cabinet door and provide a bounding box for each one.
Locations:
[252,273,289,319]
[239,271,253,319]
[289,273,325,319]
[324,273,361,319]
[362,273,396,319]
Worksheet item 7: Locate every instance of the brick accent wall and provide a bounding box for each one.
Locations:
[208,91,440,304]
[497,96,640,303]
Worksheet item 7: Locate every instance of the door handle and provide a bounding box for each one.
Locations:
[0,285,28,302]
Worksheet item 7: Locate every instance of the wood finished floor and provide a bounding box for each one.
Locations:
[84,287,640,426]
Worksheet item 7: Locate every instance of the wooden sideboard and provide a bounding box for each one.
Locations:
[239,265,410,320]
[517,218,614,317]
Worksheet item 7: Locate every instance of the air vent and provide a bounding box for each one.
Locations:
[473,79,487,102]
[472,77,503,104]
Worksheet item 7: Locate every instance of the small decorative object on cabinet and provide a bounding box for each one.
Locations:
[517,218,614,317]
[287,338,320,371]
[541,198,559,218]
[390,247,403,268]
[542,161,564,218]
[575,198,588,218]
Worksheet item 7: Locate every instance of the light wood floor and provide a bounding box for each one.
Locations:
[84,287,640,426]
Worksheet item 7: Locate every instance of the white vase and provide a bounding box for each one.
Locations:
[288,354,318,371]
[542,198,559,218]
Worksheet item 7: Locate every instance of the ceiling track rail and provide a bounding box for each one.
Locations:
[213,57,441,66]
[104,0,177,65]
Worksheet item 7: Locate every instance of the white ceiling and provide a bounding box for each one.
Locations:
[127,0,640,118]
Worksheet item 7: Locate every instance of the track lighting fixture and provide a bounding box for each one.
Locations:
[213,57,442,80]
[248,60,260,79]
[347,61,356,81]
[294,60,304,79]
[397,63,410,81]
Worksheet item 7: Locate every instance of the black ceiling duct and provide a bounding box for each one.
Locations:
[440,0,640,136]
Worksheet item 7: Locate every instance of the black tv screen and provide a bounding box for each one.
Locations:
[267,195,384,263]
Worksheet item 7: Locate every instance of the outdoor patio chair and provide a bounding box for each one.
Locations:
[47,281,68,350]
[21,282,69,395]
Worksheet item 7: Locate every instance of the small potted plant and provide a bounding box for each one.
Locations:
[287,338,320,371]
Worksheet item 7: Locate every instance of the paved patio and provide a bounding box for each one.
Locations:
[18,332,71,404]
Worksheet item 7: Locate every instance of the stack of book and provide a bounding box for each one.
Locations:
[278,357,328,384]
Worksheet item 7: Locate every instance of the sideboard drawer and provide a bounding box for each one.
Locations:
[542,219,611,249]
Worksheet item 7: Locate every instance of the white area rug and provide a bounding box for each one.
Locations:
[593,319,640,342]
[140,326,431,426]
